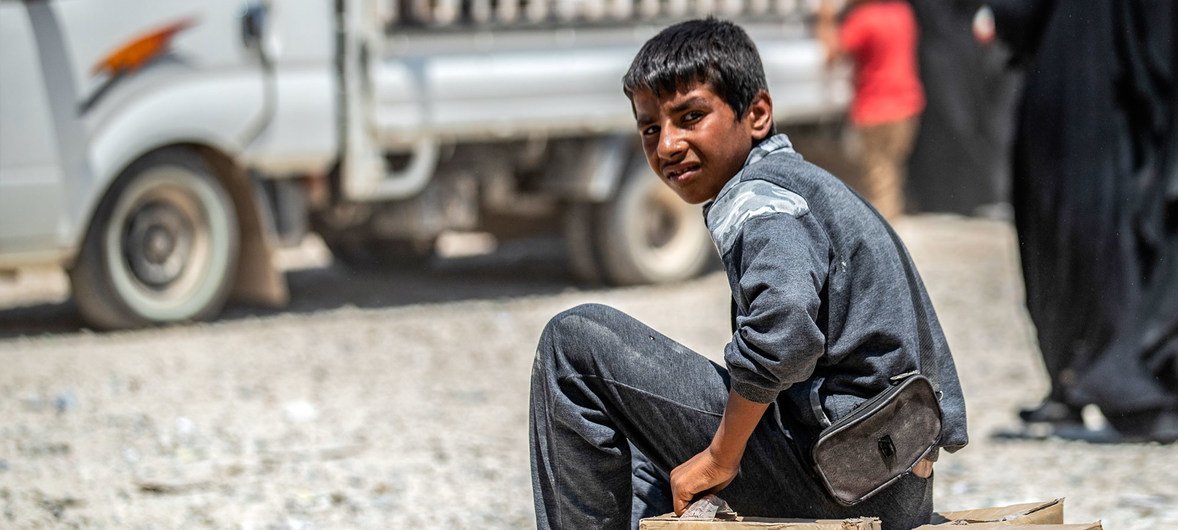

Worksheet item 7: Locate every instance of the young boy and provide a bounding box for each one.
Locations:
[529,18,967,530]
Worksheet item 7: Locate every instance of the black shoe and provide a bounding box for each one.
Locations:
[1105,409,1178,444]
[1018,399,1083,425]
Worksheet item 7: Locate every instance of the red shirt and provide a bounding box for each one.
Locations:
[839,1,924,126]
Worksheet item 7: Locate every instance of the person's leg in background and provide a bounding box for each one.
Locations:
[856,116,919,221]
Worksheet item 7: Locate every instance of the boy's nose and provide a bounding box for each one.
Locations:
[658,129,686,160]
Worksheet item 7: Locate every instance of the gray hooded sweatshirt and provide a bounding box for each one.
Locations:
[704,134,968,453]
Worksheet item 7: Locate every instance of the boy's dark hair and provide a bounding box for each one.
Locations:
[623,17,771,120]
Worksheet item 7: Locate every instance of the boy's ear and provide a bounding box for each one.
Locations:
[745,90,774,141]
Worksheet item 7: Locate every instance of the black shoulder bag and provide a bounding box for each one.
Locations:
[810,373,942,506]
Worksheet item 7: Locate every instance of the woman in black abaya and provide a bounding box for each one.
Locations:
[983,0,1177,441]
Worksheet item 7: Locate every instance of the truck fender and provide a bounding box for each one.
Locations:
[581,134,634,202]
[543,134,634,203]
[80,76,287,308]
[81,70,267,251]
[197,146,289,309]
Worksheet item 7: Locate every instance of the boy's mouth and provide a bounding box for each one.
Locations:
[663,162,701,182]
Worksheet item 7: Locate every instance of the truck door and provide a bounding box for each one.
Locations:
[0,1,84,262]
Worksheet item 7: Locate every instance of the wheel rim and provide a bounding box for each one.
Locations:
[123,197,198,289]
[102,167,234,320]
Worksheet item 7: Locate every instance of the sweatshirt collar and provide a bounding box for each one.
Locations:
[710,133,795,206]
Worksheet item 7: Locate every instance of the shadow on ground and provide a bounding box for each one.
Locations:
[0,236,617,339]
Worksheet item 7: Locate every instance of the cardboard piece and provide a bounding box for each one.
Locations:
[922,499,1064,527]
[640,499,1089,530]
[639,515,881,530]
[918,525,1101,530]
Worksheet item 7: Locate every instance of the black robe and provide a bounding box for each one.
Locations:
[905,0,1019,215]
[989,0,1177,415]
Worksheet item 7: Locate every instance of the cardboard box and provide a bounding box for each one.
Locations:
[640,499,1101,530]
[918,525,1101,530]
[638,515,881,529]
[923,499,1065,526]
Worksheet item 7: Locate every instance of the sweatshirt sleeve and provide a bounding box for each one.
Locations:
[724,213,829,404]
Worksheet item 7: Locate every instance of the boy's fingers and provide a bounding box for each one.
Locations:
[673,491,693,516]
[671,483,693,515]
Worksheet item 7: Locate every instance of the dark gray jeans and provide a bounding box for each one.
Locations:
[530,304,933,530]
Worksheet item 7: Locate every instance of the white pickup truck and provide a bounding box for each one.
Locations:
[0,0,847,329]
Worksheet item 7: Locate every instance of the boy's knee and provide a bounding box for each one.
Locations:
[545,303,617,337]
[536,303,620,366]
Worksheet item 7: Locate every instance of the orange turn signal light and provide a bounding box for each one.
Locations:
[92,17,197,77]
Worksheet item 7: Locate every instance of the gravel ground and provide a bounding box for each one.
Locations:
[1,215,1175,529]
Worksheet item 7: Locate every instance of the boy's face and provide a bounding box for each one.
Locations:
[631,82,773,204]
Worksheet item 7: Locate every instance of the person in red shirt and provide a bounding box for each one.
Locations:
[817,0,924,221]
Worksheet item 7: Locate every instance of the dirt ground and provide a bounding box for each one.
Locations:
[1,215,1175,529]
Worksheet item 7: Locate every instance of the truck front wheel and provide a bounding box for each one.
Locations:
[565,160,714,285]
[69,149,240,329]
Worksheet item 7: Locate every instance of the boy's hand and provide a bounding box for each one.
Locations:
[670,390,769,515]
[670,447,740,516]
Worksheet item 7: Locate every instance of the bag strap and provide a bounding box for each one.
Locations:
[883,222,937,380]
[847,169,937,384]
[812,375,832,428]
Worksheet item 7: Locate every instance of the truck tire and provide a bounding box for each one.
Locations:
[565,160,714,286]
[69,149,239,330]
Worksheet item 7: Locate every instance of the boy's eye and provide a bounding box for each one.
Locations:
[641,125,659,136]
[683,110,704,122]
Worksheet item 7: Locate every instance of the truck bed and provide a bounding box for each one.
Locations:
[369,22,848,147]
